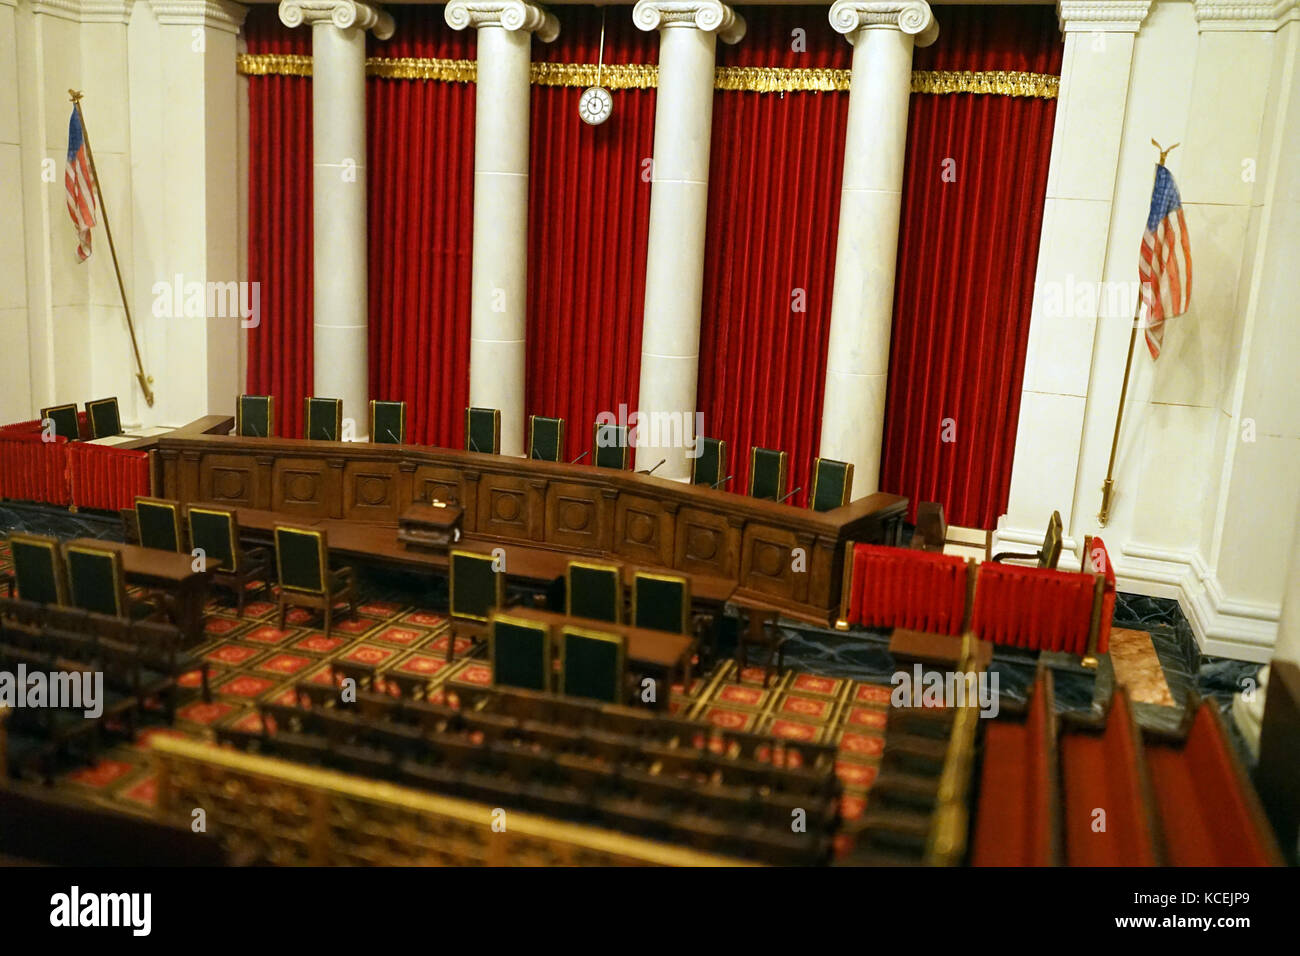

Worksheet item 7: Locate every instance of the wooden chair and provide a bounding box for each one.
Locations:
[64,544,164,621]
[736,606,786,689]
[447,549,504,662]
[528,415,565,462]
[559,625,626,704]
[632,572,690,634]
[490,614,552,693]
[464,406,501,455]
[85,397,122,439]
[593,421,629,470]
[809,457,854,512]
[132,618,211,707]
[690,436,728,488]
[236,394,274,438]
[134,496,183,553]
[370,400,407,445]
[187,506,272,616]
[273,526,357,637]
[991,510,1063,570]
[748,447,789,501]
[304,397,343,441]
[39,403,81,441]
[566,560,622,624]
[910,501,947,551]
[8,533,67,606]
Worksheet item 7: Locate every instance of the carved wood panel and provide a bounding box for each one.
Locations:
[545,481,605,552]
[476,473,530,540]
[613,494,672,566]
[198,454,259,508]
[343,461,401,521]
[674,507,736,578]
[411,465,464,509]
[739,524,799,600]
[271,458,332,517]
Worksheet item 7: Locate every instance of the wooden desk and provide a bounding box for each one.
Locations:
[66,539,218,647]
[158,425,907,625]
[492,606,695,708]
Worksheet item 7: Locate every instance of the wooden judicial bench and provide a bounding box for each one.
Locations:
[154,418,908,626]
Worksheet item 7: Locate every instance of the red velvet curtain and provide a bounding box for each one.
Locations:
[883,5,1062,528]
[700,8,850,504]
[367,10,476,447]
[526,10,657,462]
[245,7,313,439]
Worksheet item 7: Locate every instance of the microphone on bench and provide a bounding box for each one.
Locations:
[777,487,803,504]
[711,474,734,489]
[569,450,590,464]
[637,459,666,476]
[386,429,400,444]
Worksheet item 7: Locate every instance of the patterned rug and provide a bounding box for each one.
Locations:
[0,539,883,856]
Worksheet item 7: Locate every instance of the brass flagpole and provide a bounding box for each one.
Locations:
[1098,139,1178,526]
[68,90,154,407]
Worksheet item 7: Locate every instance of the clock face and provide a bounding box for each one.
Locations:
[579,86,613,126]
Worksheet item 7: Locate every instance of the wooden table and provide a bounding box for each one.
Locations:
[492,606,695,709]
[66,539,218,647]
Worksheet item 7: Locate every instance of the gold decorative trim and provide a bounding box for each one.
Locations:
[235,53,1059,98]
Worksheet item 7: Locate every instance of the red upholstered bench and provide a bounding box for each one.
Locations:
[841,543,972,636]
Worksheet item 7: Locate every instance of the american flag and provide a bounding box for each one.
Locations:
[1138,164,1192,359]
[65,108,96,263]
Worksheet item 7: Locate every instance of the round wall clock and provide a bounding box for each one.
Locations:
[579,86,613,126]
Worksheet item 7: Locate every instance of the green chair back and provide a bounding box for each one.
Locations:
[188,507,239,575]
[86,397,122,439]
[305,397,343,441]
[135,497,182,553]
[66,545,126,616]
[748,447,789,501]
[40,403,81,442]
[490,614,552,692]
[450,550,503,622]
[593,422,629,470]
[237,394,274,438]
[275,526,327,594]
[370,400,407,445]
[810,458,854,512]
[632,572,690,634]
[528,415,565,462]
[691,436,727,487]
[566,561,621,624]
[9,533,67,605]
[559,626,625,704]
[465,407,501,455]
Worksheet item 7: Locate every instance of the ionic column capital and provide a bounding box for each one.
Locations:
[1193,1,1298,32]
[828,1,938,47]
[444,0,560,42]
[1056,1,1152,34]
[278,0,394,40]
[632,0,746,45]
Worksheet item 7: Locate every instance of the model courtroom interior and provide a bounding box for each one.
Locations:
[0,0,1296,869]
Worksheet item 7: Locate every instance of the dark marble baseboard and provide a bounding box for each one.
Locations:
[0,501,123,542]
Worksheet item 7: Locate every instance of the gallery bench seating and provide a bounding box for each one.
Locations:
[970,669,1062,866]
[1143,697,1283,866]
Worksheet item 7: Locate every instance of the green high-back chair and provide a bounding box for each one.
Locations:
[528,415,565,462]
[236,394,275,438]
[305,397,343,441]
[748,446,789,501]
[188,507,238,572]
[370,400,407,445]
[632,572,690,634]
[275,526,326,594]
[465,407,501,455]
[86,397,122,439]
[490,614,552,692]
[134,497,183,553]
[559,625,626,704]
[450,550,503,623]
[566,560,622,624]
[40,403,81,442]
[66,545,128,616]
[810,458,854,512]
[9,533,67,605]
[593,422,629,470]
[691,436,727,488]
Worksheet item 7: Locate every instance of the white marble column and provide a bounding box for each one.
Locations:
[446,1,557,456]
[279,0,393,439]
[633,0,745,480]
[818,1,937,496]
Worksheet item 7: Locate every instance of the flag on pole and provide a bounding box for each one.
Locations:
[1138,164,1192,359]
[65,108,96,263]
